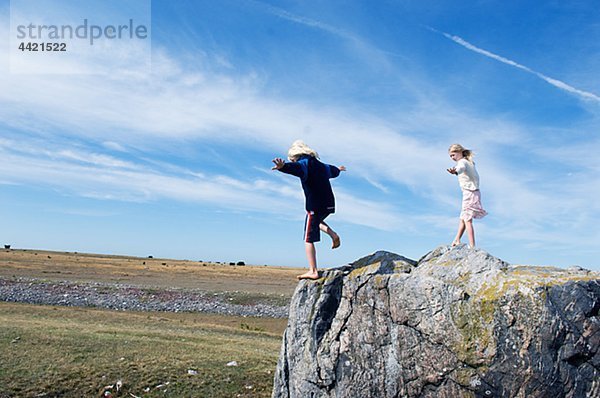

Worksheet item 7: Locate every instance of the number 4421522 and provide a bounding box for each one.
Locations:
[18,42,67,51]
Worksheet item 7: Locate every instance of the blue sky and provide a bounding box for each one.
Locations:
[1,0,599,270]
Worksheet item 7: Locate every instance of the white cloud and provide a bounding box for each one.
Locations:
[102,141,128,152]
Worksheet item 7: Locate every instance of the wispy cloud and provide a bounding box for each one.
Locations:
[250,0,397,67]
[427,26,600,103]
[1,39,595,242]
[0,138,405,230]
[254,1,353,41]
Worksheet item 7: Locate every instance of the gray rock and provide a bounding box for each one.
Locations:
[272,245,600,398]
[0,277,289,318]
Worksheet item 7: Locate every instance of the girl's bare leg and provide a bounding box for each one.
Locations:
[452,219,465,246]
[298,242,319,280]
[320,222,340,249]
[464,219,475,248]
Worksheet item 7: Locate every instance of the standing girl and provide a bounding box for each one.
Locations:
[447,144,487,248]
[272,140,346,280]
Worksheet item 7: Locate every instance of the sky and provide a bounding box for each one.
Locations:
[1,0,599,270]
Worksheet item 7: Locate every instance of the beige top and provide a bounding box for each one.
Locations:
[455,158,480,190]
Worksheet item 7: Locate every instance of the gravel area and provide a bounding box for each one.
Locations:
[0,277,290,318]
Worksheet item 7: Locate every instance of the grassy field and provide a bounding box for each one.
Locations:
[0,303,286,397]
[0,249,302,398]
[0,249,301,295]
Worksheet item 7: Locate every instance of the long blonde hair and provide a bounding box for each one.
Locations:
[448,143,474,162]
[287,140,319,161]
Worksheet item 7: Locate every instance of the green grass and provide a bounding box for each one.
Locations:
[0,302,286,398]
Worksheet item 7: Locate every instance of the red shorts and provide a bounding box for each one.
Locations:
[304,210,332,243]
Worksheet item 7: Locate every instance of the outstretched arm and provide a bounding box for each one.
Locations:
[449,159,466,176]
[272,157,307,179]
[329,164,346,178]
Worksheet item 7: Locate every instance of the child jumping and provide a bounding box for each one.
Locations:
[272,140,346,280]
[447,143,487,248]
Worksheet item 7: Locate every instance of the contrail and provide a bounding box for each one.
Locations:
[249,0,406,63]
[427,26,600,103]
[250,0,357,42]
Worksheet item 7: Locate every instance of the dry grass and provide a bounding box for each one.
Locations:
[0,249,301,295]
[0,302,287,398]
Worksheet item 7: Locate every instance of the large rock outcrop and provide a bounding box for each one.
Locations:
[272,245,600,398]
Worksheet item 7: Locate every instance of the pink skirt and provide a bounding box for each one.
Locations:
[460,189,488,221]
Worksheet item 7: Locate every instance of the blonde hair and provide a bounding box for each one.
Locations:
[287,140,319,161]
[448,143,474,162]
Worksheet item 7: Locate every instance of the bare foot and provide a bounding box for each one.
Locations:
[451,240,460,247]
[331,233,341,249]
[297,271,320,280]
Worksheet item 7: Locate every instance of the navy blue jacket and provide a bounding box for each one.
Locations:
[279,155,341,212]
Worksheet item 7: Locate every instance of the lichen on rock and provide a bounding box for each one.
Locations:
[272,245,600,398]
